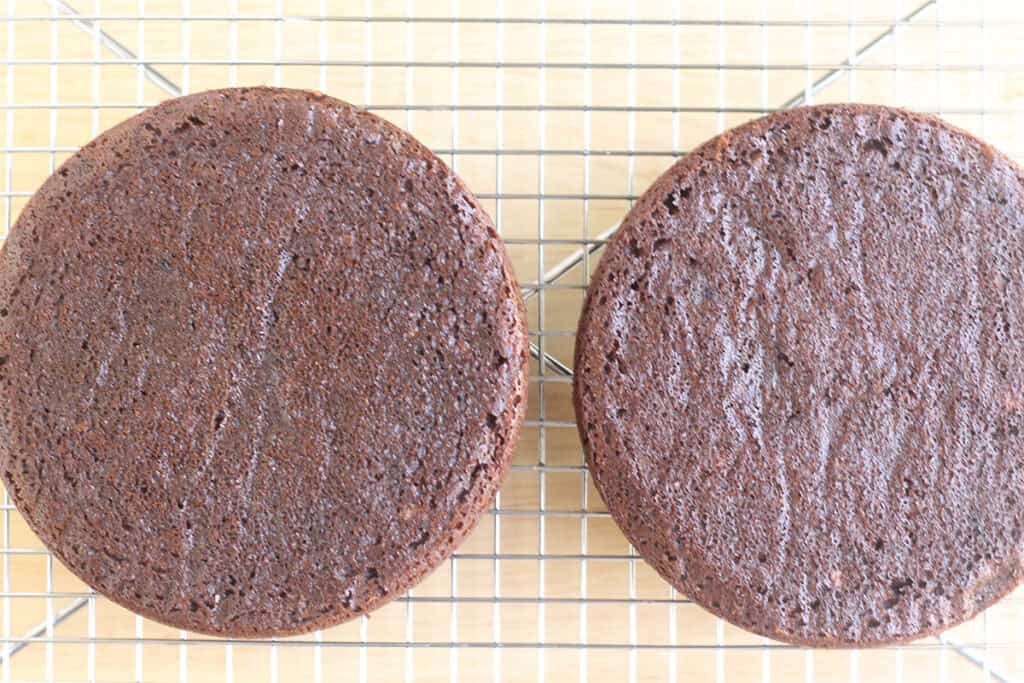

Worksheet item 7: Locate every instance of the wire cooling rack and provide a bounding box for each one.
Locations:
[3,0,1024,681]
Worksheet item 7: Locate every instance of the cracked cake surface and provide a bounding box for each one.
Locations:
[574,104,1024,646]
[0,87,528,637]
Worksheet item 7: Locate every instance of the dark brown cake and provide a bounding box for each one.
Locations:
[0,87,528,637]
[574,104,1024,647]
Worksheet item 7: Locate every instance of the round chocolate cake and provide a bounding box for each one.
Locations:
[574,104,1024,646]
[0,87,528,637]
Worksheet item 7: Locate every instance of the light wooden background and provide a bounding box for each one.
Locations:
[3,0,1024,681]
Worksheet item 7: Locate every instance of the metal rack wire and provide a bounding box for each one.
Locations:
[2,0,1024,681]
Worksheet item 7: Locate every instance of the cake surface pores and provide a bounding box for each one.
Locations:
[574,104,1024,646]
[0,87,528,637]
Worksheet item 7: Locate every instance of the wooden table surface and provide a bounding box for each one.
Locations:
[3,0,1024,681]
